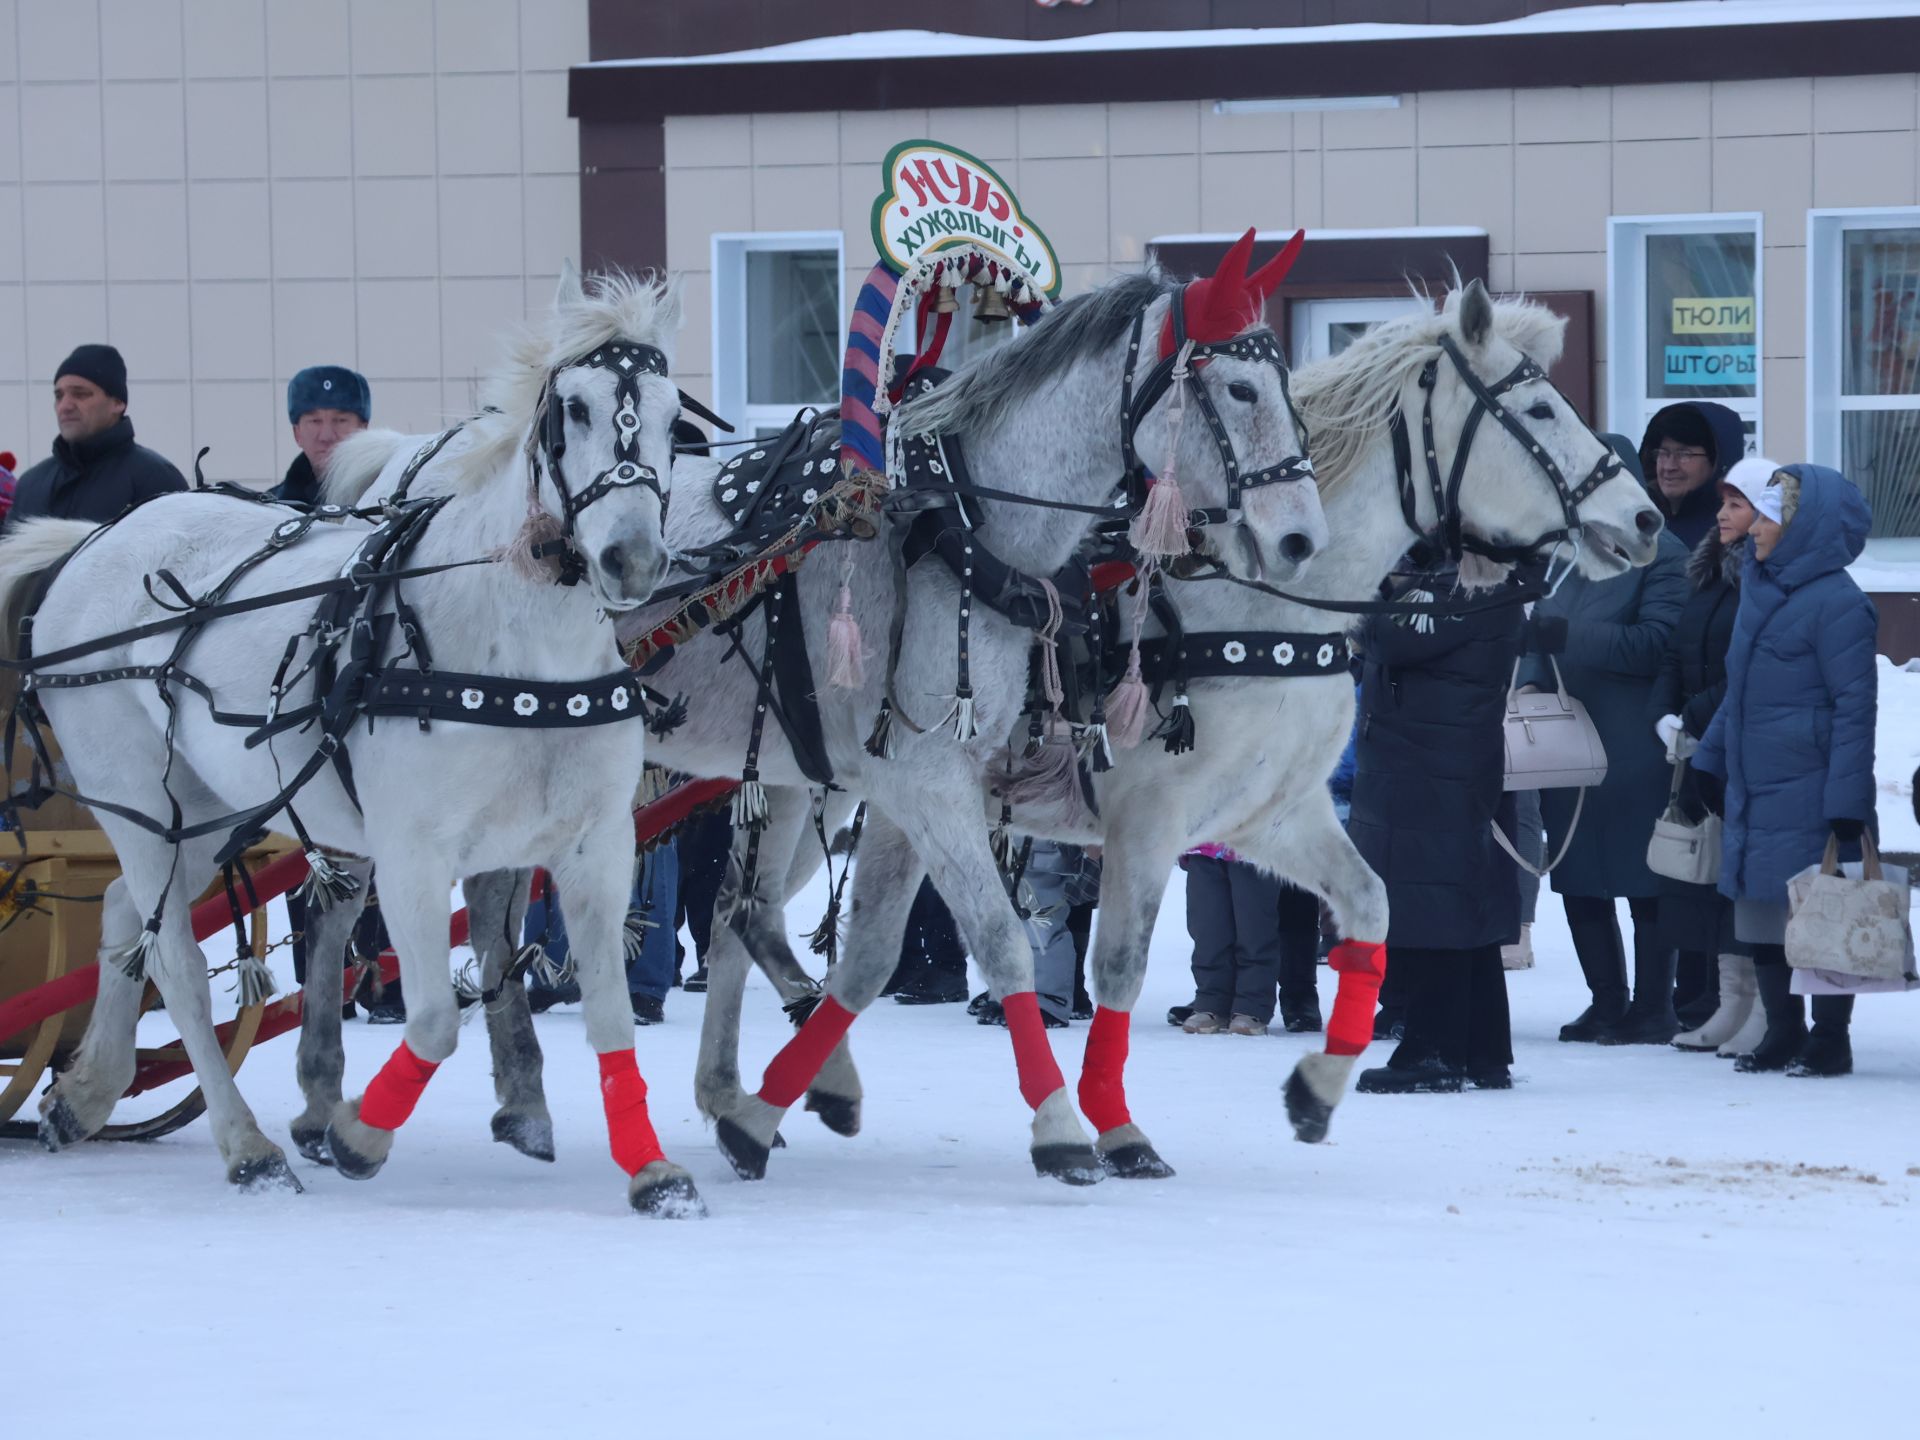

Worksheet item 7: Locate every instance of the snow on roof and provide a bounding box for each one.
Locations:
[582,2,1920,69]
[1151,228,1489,245]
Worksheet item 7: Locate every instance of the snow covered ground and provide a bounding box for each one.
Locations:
[11,681,1920,1439]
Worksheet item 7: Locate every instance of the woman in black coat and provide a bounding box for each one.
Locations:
[1648,482,1758,1054]
[1348,563,1526,1093]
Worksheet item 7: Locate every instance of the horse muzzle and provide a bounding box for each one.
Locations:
[592,537,671,610]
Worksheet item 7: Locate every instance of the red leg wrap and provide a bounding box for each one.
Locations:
[1077,1006,1132,1133]
[758,995,857,1109]
[1002,991,1067,1111]
[1325,940,1388,1057]
[358,1041,440,1131]
[598,1049,665,1176]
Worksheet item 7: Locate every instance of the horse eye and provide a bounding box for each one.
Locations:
[1526,401,1553,421]
[566,397,590,425]
[1227,381,1257,403]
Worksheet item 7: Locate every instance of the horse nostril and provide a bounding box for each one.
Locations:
[1635,508,1664,538]
[1279,531,1316,564]
[599,544,627,582]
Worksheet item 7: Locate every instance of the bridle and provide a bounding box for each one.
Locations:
[1118,288,1316,530]
[1391,332,1623,569]
[531,339,670,584]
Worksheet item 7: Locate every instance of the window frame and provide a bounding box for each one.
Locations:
[1605,212,1765,452]
[1806,205,1920,472]
[710,230,846,437]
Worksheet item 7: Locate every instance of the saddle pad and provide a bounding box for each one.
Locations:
[711,412,845,551]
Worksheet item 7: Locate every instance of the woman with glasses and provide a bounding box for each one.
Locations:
[1637,402,1747,549]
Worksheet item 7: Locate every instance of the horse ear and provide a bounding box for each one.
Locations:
[1247,229,1306,303]
[553,260,584,310]
[1458,278,1495,347]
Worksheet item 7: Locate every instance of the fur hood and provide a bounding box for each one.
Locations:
[1687,527,1743,591]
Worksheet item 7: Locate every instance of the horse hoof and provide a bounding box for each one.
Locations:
[290,1121,333,1166]
[491,1109,556,1163]
[37,1095,91,1152]
[1032,1143,1106,1187]
[324,1122,388,1181]
[715,1116,770,1181]
[1098,1141,1176,1180]
[1285,1068,1333,1145]
[805,1090,861,1138]
[230,1151,304,1194]
[629,1161,708,1219]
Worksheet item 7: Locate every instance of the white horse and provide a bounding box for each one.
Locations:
[0,270,697,1215]
[318,250,1330,1186]
[631,282,1665,1179]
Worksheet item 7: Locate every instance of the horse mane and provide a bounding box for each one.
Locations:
[327,269,682,506]
[894,271,1168,436]
[1294,290,1569,497]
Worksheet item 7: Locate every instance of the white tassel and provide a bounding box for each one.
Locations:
[623,911,655,962]
[114,923,161,983]
[952,694,978,742]
[524,942,572,991]
[1400,587,1437,634]
[233,951,278,1007]
[1081,721,1114,771]
[825,578,866,688]
[300,849,361,908]
[1129,475,1192,560]
[452,958,486,1004]
[864,700,896,759]
[732,778,769,831]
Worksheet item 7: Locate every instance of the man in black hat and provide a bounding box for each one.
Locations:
[273,365,371,509]
[7,344,187,526]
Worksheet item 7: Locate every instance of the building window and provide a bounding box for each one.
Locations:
[1810,208,1920,538]
[1289,295,1433,367]
[712,232,844,437]
[1607,214,1763,454]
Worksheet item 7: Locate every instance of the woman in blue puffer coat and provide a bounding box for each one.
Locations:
[1693,463,1878,1077]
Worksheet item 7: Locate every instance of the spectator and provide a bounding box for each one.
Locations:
[1522,437,1689,1046]
[1064,844,1100,1020]
[1351,559,1527,1093]
[891,878,968,1006]
[1695,464,1877,1077]
[1638,401,1746,549]
[1176,846,1284,1036]
[8,345,186,526]
[524,842,679,1024]
[274,366,370,508]
[1653,461,1762,1054]
[1275,884,1323,1032]
[673,807,732,990]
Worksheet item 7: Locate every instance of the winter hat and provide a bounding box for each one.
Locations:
[288,365,371,424]
[54,344,128,403]
[1723,456,1786,523]
[1645,404,1715,456]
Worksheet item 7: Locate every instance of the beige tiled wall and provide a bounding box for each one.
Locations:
[0,0,585,484]
[663,72,1920,454]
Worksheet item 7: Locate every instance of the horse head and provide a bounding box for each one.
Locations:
[1424,280,1664,579]
[529,266,682,610]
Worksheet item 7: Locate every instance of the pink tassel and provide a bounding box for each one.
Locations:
[1129,474,1190,560]
[1105,644,1150,750]
[825,581,865,688]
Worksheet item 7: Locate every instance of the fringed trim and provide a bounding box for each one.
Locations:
[864,698,897,760]
[950,693,978,742]
[452,958,485,1005]
[1396,587,1437,635]
[233,951,279,1007]
[643,689,689,737]
[989,820,1013,871]
[1083,721,1115,773]
[623,911,655,963]
[523,941,571,992]
[1157,690,1197,755]
[300,849,361,909]
[731,777,770,831]
[807,897,843,960]
[114,921,162,983]
[783,986,825,1028]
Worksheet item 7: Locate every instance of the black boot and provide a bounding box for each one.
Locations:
[1787,995,1853,1077]
[1356,1056,1464,1093]
[1735,952,1806,1072]
[1673,949,1719,1028]
[1558,899,1629,1042]
[1596,932,1680,1046]
[1279,989,1323,1033]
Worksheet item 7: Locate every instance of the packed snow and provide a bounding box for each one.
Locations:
[10,675,1920,1439]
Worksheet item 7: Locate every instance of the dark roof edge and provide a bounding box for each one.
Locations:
[571,18,1920,121]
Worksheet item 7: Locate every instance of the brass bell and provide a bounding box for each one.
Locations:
[973,284,1011,323]
[932,276,959,315]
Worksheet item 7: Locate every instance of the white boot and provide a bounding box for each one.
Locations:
[1501,923,1534,971]
[1717,956,1768,1057]
[1674,954,1755,1050]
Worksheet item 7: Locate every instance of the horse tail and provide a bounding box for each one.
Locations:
[322,428,410,507]
[0,518,98,635]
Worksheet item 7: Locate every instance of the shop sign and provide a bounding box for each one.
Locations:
[871,140,1061,297]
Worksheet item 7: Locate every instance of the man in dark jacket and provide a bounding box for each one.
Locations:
[272,365,370,508]
[1638,401,1745,549]
[8,344,186,526]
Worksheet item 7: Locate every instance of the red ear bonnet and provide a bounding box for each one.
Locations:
[1159,227,1305,359]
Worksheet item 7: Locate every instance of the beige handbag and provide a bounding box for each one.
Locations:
[1490,657,1608,877]
[1645,759,1722,886]
[1785,832,1916,983]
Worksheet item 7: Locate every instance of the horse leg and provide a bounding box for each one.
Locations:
[1072,817,1187,1181]
[549,832,706,1218]
[466,867,553,1162]
[708,805,925,1181]
[324,853,459,1181]
[787,790,864,1134]
[1227,797,1390,1144]
[290,856,373,1163]
[36,877,149,1148]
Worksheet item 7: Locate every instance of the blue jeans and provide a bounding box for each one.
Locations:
[524,843,680,1000]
